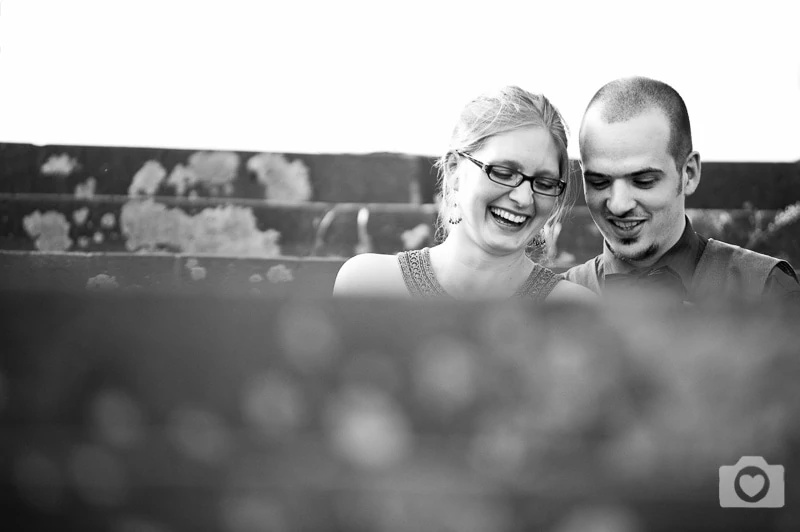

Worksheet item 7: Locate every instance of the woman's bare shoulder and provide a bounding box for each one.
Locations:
[333,253,408,297]
[546,279,598,303]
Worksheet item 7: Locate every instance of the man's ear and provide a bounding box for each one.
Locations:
[682,151,701,197]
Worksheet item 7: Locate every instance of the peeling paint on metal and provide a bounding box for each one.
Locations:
[247,153,312,201]
[87,274,119,290]
[401,223,431,250]
[73,208,90,226]
[189,267,207,281]
[266,264,293,283]
[128,161,167,197]
[166,152,240,196]
[75,177,97,198]
[41,154,79,177]
[23,210,73,251]
[120,199,281,257]
[100,213,116,229]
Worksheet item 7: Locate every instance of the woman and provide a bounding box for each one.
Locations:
[334,86,594,302]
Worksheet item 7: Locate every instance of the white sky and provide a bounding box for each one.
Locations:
[1,0,798,161]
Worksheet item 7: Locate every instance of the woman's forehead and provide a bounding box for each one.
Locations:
[478,128,560,169]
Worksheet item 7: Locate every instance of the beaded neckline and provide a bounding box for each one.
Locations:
[397,247,561,301]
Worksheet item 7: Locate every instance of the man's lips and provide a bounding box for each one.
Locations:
[607,218,645,231]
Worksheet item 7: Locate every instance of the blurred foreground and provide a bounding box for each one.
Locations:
[1,292,799,531]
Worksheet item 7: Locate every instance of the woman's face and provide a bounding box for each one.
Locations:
[453,126,560,256]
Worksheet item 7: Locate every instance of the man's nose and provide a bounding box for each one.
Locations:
[606,181,636,215]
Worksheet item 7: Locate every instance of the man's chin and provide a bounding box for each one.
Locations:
[608,240,659,264]
[602,232,639,253]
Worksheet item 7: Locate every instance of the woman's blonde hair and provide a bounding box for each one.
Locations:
[434,86,578,258]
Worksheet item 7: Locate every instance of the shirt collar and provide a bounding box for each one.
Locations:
[602,216,702,285]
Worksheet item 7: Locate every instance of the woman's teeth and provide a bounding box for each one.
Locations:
[490,207,528,225]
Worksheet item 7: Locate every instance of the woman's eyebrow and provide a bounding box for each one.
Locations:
[491,158,559,177]
[489,158,523,169]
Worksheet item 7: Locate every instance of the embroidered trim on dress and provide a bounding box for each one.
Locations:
[397,247,561,301]
[398,248,442,297]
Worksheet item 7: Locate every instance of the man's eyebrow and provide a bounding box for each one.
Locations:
[583,168,664,179]
[628,167,664,177]
[582,170,610,179]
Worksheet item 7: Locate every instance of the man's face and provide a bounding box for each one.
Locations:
[579,107,698,267]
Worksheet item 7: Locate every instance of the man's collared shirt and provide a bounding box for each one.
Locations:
[601,217,703,291]
[598,217,799,300]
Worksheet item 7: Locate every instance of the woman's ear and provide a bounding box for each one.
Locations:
[447,152,460,192]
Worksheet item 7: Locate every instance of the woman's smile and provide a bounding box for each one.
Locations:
[488,206,531,231]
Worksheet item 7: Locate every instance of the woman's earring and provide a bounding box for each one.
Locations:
[531,232,546,247]
[448,202,462,224]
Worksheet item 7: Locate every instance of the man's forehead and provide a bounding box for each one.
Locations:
[585,99,668,125]
[580,107,672,166]
[582,105,670,137]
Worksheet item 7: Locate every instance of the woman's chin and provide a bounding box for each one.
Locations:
[483,232,535,255]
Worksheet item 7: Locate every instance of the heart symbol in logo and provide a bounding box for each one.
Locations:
[739,474,766,497]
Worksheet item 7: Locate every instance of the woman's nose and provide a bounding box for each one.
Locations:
[508,180,535,207]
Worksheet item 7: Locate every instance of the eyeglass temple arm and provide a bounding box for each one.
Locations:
[454,150,485,169]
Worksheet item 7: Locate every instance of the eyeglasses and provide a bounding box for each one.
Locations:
[455,150,566,197]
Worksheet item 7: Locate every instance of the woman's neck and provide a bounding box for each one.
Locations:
[429,235,533,299]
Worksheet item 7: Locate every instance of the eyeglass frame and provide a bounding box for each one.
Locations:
[454,150,567,197]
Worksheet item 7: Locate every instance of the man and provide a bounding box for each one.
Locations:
[565,76,799,302]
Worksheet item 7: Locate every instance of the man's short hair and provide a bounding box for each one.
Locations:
[583,76,693,168]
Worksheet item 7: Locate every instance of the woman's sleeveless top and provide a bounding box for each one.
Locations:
[397,247,562,302]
